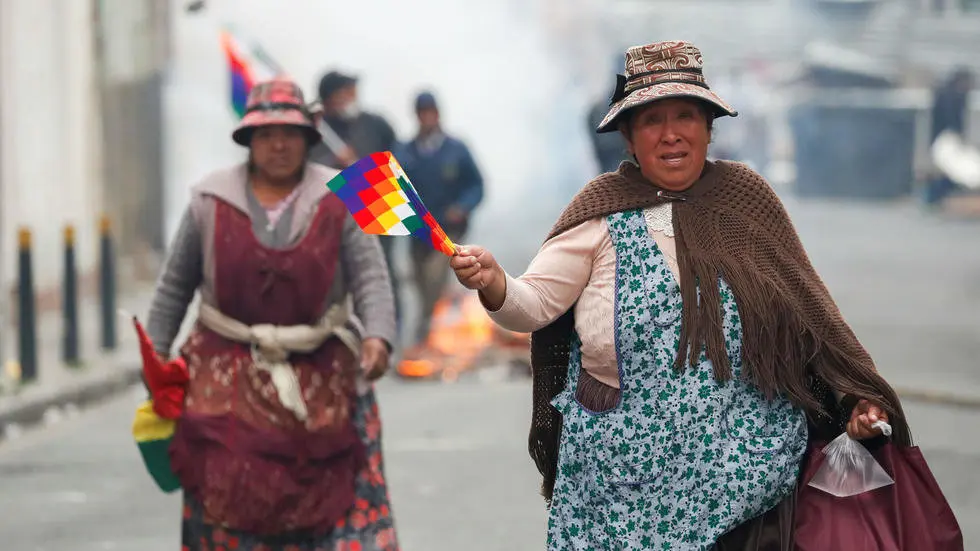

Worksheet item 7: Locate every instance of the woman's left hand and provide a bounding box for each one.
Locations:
[846,399,890,440]
[360,337,390,382]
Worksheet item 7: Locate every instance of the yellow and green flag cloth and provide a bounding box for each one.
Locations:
[131,400,181,493]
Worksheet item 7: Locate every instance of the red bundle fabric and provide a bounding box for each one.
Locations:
[132,317,189,419]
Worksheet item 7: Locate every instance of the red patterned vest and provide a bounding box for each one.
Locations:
[170,194,364,535]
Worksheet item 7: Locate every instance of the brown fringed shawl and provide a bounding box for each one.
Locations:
[529,160,913,503]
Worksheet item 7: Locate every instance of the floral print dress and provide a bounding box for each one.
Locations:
[546,210,807,551]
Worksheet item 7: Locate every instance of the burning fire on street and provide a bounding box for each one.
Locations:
[396,293,531,382]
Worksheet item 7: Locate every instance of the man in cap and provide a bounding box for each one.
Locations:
[310,70,398,170]
[311,70,403,331]
[395,91,484,350]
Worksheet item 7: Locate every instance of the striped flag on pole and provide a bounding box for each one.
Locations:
[219,27,282,118]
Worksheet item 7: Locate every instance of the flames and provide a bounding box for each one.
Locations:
[396,293,530,380]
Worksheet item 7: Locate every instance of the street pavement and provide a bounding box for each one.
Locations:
[0,371,978,550]
[0,372,547,551]
[1,196,979,549]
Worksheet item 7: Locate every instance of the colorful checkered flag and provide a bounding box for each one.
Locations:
[326,152,457,256]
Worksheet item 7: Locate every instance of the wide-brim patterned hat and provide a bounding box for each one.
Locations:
[597,41,738,134]
[232,78,322,146]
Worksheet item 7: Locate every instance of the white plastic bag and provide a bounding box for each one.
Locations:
[808,421,895,497]
[932,130,980,189]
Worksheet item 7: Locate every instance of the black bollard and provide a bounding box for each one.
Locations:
[63,225,80,365]
[99,215,116,351]
[17,228,37,383]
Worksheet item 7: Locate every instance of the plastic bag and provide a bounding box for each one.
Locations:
[808,421,895,497]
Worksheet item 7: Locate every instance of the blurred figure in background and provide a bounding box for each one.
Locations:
[311,70,404,330]
[147,79,400,550]
[395,91,484,352]
[310,70,398,169]
[586,54,630,174]
[925,67,974,207]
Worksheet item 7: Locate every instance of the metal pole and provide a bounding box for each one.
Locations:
[63,225,80,365]
[17,228,36,383]
[99,214,116,351]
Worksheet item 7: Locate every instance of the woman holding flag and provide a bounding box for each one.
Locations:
[144,78,400,550]
[450,41,921,549]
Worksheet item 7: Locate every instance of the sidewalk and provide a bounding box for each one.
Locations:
[0,285,156,437]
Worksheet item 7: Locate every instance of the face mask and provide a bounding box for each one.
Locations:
[339,102,360,120]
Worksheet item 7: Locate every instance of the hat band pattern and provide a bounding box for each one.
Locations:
[245,101,308,116]
[626,68,707,92]
[609,69,709,106]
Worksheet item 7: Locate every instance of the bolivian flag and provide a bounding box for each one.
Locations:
[129,315,188,494]
[132,400,181,493]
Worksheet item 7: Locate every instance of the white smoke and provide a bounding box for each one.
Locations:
[164,0,600,268]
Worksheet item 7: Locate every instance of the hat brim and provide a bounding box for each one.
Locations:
[232,109,322,146]
[596,83,738,134]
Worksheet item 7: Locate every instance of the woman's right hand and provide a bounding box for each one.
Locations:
[450,245,507,310]
[450,245,499,289]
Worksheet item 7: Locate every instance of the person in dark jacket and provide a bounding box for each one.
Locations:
[925,68,974,206]
[310,71,397,169]
[310,70,404,329]
[395,91,484,348]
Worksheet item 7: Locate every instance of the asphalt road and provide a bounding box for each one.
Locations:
[0,370,547,551]
[0,370,978,550]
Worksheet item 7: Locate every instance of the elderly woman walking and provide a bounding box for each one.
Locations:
[146,78,400,550]
[451,41,912,549]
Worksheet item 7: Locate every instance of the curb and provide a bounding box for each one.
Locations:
[0,365,142,434]
[895,387,980,410]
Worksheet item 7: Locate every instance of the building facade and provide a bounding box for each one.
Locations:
[0,0,169,363]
